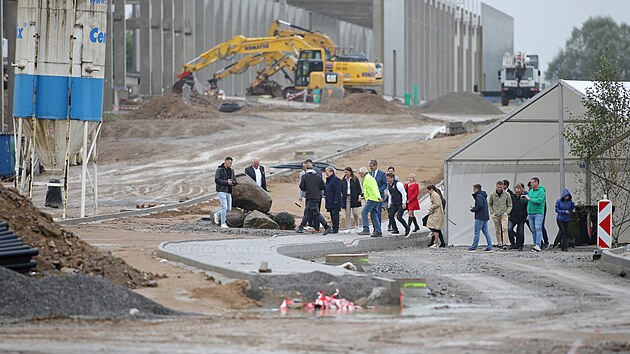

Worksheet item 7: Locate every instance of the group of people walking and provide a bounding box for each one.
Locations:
[469,177,575,253]
[214,157,574,254]
[296,159,445,245]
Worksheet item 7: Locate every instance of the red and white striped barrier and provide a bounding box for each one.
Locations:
[597,198,612,249]
[280,288,356,313]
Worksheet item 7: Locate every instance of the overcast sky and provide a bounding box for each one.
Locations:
[480,0,630,76]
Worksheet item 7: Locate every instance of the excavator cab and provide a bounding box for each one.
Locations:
[294,49,326,87]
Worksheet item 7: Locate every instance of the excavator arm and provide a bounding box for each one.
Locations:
[173,34,318,91]
[268,20,337,56]
[206,52,297,97]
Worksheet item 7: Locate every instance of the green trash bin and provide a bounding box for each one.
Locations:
[404,93,411,106]
[313,89,321,103]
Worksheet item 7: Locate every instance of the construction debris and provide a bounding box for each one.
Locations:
[124,95,220,120]
[0,185,159,289]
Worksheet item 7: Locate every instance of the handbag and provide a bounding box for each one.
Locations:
[422,214,429,227]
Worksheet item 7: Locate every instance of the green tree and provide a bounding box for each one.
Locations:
[547,17,630,82]
[564,54,630,246]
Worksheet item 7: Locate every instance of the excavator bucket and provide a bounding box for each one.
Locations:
[172,72,192,93]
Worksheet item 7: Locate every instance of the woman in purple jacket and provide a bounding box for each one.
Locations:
[554,189,576,251]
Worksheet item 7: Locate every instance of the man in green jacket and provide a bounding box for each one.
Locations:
[358,167,383,237]
[524,177,546,252]
[489,181,513,250]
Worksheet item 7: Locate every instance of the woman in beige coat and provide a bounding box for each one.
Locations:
[426,185,446,248]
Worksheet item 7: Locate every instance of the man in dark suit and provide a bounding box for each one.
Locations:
[244,159,267,191]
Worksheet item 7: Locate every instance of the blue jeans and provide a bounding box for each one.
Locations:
[528,214,544,247]
[362,200,382,233]
[217,192,232,225]
[471,219,492,250]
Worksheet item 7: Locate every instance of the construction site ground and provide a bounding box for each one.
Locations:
[2,96,629,353]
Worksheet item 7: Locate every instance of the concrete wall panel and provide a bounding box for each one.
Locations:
[481,3,513,92]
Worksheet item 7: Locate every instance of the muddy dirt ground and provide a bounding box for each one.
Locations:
[3,99,629,353]
[30,109,442,218]
[0,247,629,353]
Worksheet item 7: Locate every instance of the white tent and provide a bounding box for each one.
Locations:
[444,80,630,246]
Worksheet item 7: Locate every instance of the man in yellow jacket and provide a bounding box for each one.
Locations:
[358,167,383,237]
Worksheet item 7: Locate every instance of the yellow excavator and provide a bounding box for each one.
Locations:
[173,22,382,98]
[206,51,296,98]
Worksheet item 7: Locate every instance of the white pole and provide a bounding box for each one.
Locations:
[14,118,22,190]
[28,118,36,199]
[558,82,565,190]
[93,122,100,215]
[62,118,71,220]
[0,0,4,133]
[80,121,88,217]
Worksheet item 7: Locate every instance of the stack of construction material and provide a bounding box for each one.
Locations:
[0,221,38,273]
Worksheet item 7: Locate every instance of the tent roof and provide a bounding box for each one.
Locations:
[444,80,625,163]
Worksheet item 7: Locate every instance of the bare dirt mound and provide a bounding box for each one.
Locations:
[419,92,503,115]
[125,95,220,120]
[0,185,158,289]
[317,93,408,114]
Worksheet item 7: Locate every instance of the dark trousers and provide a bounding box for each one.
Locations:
[300,199,327,229]
[388,204,408,232]
[542,212,549,245]
[508,221,525,248]
[508,220,516,245]
[557,220,569,250]
[308,198,322,228]
[329,208,340,232]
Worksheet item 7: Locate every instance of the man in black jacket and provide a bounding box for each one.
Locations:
[296,161,331,235]
[244,159,267,191]
[509,183,528,250]
[215,157,238,229]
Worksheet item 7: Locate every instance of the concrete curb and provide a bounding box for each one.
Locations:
[58,143,369,226]
[157,231,431,304]
[601,247,630,277]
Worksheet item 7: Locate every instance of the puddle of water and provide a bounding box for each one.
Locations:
[245,301,484,322]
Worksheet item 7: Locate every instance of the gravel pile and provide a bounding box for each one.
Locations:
[0,267,178,320]
[0,185,158,288]
[419,92,503,115]
[167,220,294,237]
[254,271,389,302]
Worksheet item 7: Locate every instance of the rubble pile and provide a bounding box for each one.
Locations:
[0,185,158,289]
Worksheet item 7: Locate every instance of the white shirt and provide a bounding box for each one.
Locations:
[254,167,262,187]
[346,177,351,194]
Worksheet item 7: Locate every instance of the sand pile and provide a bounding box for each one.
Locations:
[419,92,503,115]
[317,93,408,114]
[0,185,158,289]
[125,95,219,120]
